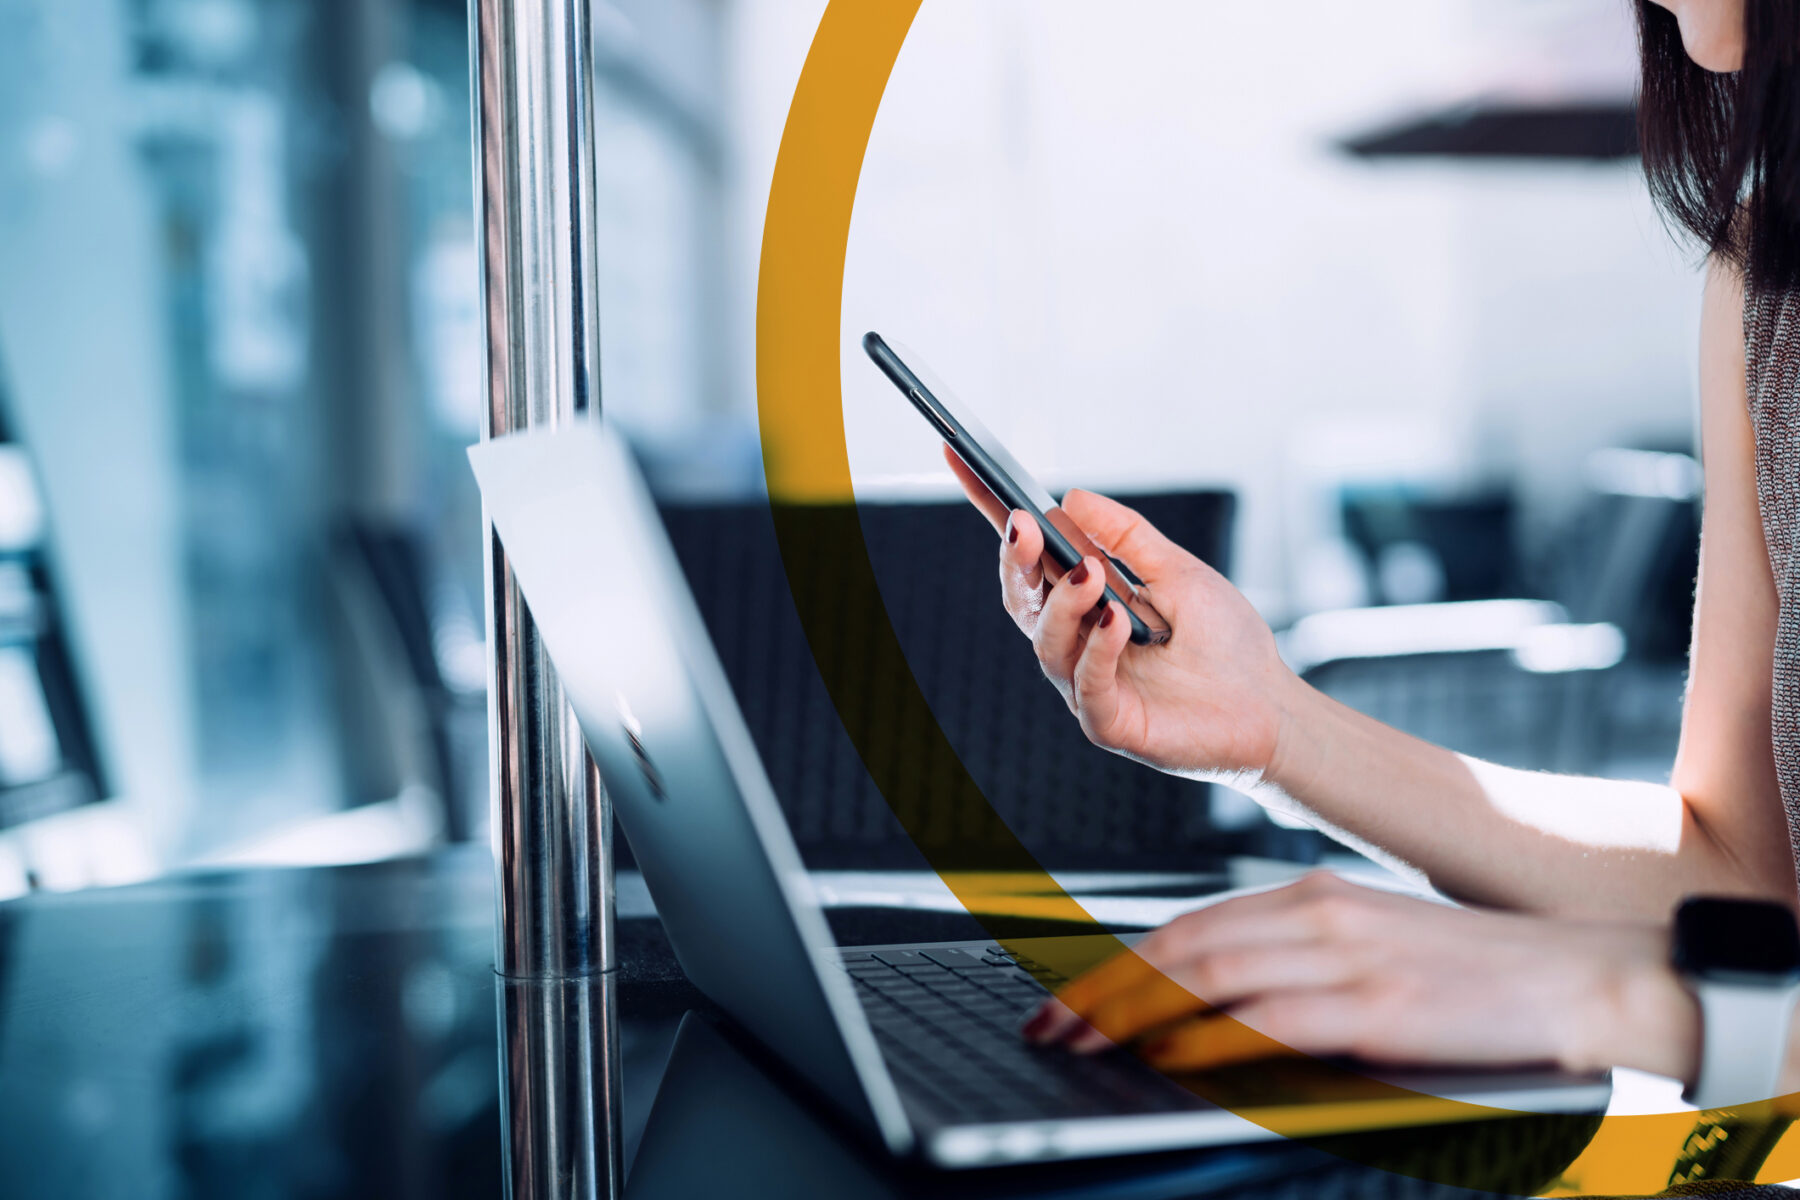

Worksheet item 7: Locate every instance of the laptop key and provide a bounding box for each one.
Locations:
[902,1001,953,1019]
[975,966,1039,985]
[852,953,1201,1125]
[870,949,933,967]
[920,947,987,969]
[882,1051,982,1115]
[973,1006,1035,1030]
[933,988,986,1005]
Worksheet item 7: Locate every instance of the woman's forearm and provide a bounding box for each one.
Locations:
[1251,679,1786,920]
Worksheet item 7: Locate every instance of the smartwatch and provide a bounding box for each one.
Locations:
[1672,896,1800,1109]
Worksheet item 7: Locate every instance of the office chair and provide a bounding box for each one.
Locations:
[1288,448,1699,778]
[658,489,1239,872]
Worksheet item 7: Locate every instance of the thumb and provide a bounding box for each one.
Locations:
[1060,489,1187,586]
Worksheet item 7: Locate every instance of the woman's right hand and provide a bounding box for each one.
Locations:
[945,447,1306,786]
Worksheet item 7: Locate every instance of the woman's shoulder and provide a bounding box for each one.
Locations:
[1715,251,1791,377]
[1702,254,1748,364]
[1704,252,1746,312]
[1719,246,1800,428]
[1723,207,1800,326]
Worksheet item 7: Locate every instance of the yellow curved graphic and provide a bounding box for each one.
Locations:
[751,2,1800,1191]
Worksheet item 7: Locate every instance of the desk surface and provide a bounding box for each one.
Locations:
[0,847,1602,1199]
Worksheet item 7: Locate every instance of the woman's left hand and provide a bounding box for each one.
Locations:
[1023,872,1700,1083]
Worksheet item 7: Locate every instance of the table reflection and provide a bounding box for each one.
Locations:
[0,853,505,1198]
[0,849,1608,1199]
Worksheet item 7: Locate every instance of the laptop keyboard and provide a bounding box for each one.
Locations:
[838,944,1196,1124]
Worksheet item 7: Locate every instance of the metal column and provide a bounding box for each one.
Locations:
[469,0,621,1194]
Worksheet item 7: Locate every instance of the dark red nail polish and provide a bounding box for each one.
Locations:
[1099,604,1115,629]
[1069,561,1090,586]
[1020,1008,1051,1039]
[1007,519,1019,545]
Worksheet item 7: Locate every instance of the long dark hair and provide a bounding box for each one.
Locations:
[1637,0,1800,291]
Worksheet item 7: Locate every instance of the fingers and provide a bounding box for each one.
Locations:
[943,445,1009,531]
[1032,555,1108,686]
[1060,489,1189,588]
[1070,601,1130,734]
[945,443,1052,637]
[1140,991,1358,1072]
[1027,888,1301,1043]
[1028,951,1160,1044]
[1025,875,1387,1048]
[999,508,1047,632]
[1025,907,1296,1046]
[1019,881,1555,1078]
[1065,944,1363,1054]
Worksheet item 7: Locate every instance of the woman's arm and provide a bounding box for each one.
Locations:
[1023,874,1703,1084]
[1669,260,1794,903]
[954,258,1793,919]
[1029,875,1800,1113]
[1260,259,1792,917]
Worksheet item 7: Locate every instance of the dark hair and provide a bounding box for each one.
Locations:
[1637,0,1800,291]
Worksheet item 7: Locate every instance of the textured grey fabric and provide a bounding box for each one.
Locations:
[1743,281,1800,883]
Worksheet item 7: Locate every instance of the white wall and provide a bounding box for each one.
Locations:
[731,0,1704,617]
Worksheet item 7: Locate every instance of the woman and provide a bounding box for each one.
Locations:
[954,0,1800,1090]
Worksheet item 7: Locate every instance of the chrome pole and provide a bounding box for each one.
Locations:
[469,0,620,1194]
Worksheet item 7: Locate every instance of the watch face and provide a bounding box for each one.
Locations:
[1674,898,1800,979]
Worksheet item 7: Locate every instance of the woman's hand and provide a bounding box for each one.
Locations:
[1021,873,1702,1084]
[946,448,1301,783]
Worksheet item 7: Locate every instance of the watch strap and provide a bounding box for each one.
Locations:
[1668,1112,1796,1186]
[1686,979,1800,1110]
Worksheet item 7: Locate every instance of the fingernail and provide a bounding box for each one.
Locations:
[1069,559,1091,587]
[1066,1026,1113,1055]
[1026,998,1087,1045]
[1024,1000,1078,1044]
[1006,515,1019,545]
[1099,604,1115,629]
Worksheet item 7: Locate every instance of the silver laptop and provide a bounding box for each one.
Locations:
[468,423,1609,1170]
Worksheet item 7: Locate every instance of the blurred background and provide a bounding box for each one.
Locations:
[0,0,1703,888]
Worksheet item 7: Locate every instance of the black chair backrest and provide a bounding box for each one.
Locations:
[658,491,1234,871]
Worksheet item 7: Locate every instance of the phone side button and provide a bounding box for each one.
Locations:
[910,389,958,441]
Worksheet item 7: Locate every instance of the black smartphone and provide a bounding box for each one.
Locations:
[862,331,1172,647]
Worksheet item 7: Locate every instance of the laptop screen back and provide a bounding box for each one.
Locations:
[469,423,911,1153]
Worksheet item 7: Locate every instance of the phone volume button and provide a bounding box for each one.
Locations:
[910,390,957,441]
